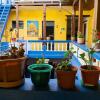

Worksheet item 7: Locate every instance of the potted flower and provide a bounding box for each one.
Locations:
[0,43,26,88]
[77,32,84,44]
[28,56,53,87]
[55,48,77,89]
[80,48,100,87]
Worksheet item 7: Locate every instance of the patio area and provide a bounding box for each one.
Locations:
[0,0,100,100]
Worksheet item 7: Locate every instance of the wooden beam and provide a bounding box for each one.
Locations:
[16,4,19,38]
[73,0,79,6]
[71,6,75,36]
[13,2,73,6]
[78,0,83,33]
[43,4,46,40]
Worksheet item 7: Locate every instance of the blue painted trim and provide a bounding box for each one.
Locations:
[28,51,66,59]
[0,42,9,52]
[72,41,100,61]
[17,40,27,42]
[28,40,71,43]
[92,52,100,61]
[72,41,89,52]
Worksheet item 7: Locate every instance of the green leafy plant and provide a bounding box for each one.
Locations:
[77,32,84,38]
[56,47,76,71]
[36,54,45,64]
[79,48,95,70]
[71,34,75,37]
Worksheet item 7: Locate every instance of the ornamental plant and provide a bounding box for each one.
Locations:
[56,47,76,71]
[79,48,95,70]
[77,32,84,38]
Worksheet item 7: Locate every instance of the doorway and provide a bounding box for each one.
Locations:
[82,17,88,44]
[42,21,54,40]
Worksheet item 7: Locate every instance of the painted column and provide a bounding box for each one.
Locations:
[43,4,46,40]
[71,6,75,40]
[16,4,19,39]
[92,0,98,44]
[78,0,83,33]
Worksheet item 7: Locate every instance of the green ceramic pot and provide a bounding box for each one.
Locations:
[28,64,52,87]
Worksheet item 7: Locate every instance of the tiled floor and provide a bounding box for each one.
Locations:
[17,78,100,93]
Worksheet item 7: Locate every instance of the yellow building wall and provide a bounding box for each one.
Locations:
[4,6,73,42]
[2,5,94,47]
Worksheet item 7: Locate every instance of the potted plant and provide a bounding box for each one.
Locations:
[71,34,75,41]
[55,48,77,89]
[80,48,100,87]
[77,32,84,44]
[94,40,100,52]
[92,29,100,51]
[9,27,14,42]
[28,56,53,87]
[0,43,26,88]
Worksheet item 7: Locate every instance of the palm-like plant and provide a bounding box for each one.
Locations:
[56,47,76,71]
[79,48,95,70]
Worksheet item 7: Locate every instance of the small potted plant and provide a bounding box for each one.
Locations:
[80,48,100,87]
[55,48,77,89]
[77,32,84,44]
[28,55,53,87]
[94,40,100,52]
[71,34,75,41]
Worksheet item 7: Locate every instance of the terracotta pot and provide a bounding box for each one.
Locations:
[94,42,100,52]
[80,65,100,87]
[0,56,26,88]
[71,37,75,41]
[56,66,77,89]
[77,38,84,44]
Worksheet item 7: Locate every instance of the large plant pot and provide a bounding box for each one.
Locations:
[77,38,84,44]
[80,65,100,87]
[56,66,77,89]
[28,64,52,87]
[0,56,26,88]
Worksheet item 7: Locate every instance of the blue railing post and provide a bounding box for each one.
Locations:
[42,42,47,51]
[0,0,2,4]
[6,0,11,4]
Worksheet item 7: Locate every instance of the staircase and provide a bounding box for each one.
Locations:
[0,4,11,41]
